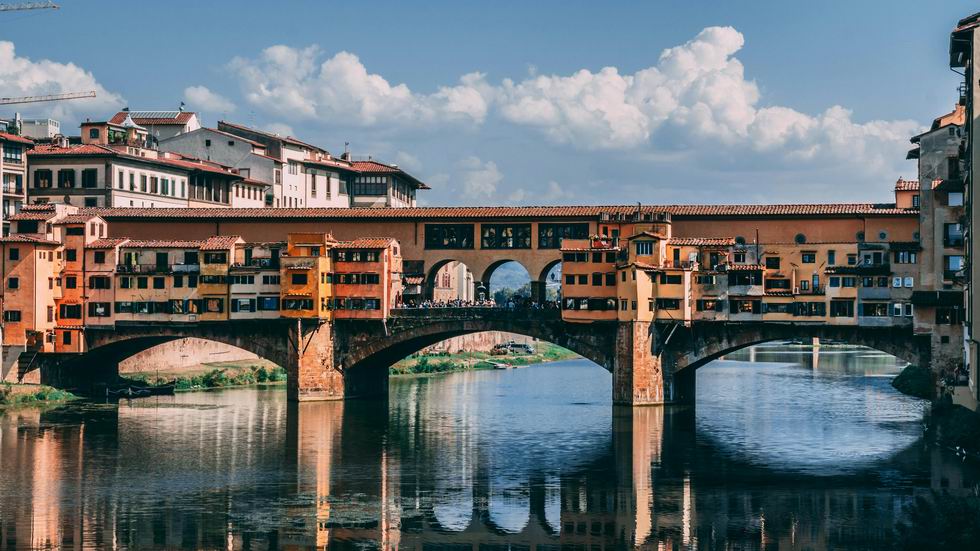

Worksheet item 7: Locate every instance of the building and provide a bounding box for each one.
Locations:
[27,120,267,209]
[331,237,403,319]
[108,110,201,142]
[160,121,429,209]
[18,118,61,140]
[0,131,30,235]
[949,12,980,408]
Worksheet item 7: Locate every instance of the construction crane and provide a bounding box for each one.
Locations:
[0,91,96,105]
[0,2,59,12]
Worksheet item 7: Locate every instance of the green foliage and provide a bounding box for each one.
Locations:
[169,365,288,391]
[891,365,933,399]
[0,385,76,407]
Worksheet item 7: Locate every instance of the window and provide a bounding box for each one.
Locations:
[84,197,98,207]
[903,276,914,288]
[137,277,148,289]
[655,298,681,310]
[57,168,76,188]
[89,128,100,140]
[94,251,106,264]
[827,250,836,265]
[203,252,228,264]
[231,298,256,313]
[829,276,840,288]
[944,223,964,247]
[948,192,964,207]
[262,274,280,285]
[5,277,17,290]
[65,249,77,262]
[188,275,199,288]
[59,304,82,319]
[635,241,653,255]
[88,302,111,317]
[830,300,854,317]
[153,277,166,289]
[936,307,963,325]
[283,298,313,310]
[912,195,920,208]
[425,224,474,249]
[2,144,22,163]
[564,274,575,285]
[860,302,889,317]
[842,277,857,288]
[801,251,816,264]
[591,272,602,286]
[729,299,761,314]
[797,302,826,317]
[2,310,20,322]
[696,274,717,285]
[34,169,52,188]
[847,254,857,265]
[481,224,532,249]
[659,273,683,285]
[945,255,965,276]
[65,276,77,289]
[200,275,225,284]
[119,277,132,289]
[734,251,746,263]
[764,278,791,290]
[764,302,795,314]
[538,223,589,249]
[204,298,224,313]
[894,250,917,264]
[696,299,723,312]
[765,256,780,269]
[577,274,587,285]
[89,276,111,289]
[291,273,308,285]
[258,296,280,311]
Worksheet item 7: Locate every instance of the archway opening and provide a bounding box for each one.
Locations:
[418,259,477,305]
[487,260,532,307]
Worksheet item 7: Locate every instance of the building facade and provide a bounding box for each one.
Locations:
[0,132,31,235]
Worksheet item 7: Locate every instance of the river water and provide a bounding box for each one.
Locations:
[1,344,978,550]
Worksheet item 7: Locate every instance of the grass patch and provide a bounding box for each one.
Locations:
[390,342,579,376]
[127,360,287,392]
[0,383,77,408]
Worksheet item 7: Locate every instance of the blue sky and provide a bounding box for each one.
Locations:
[1,0,976,206]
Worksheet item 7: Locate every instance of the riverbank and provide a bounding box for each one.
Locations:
[0,383,77,410]
[390,342,579,376]
[126,359,287,391]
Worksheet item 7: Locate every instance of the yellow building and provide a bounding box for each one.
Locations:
[280,233,335,319]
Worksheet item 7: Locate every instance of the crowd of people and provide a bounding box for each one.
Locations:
[397,297,560,310]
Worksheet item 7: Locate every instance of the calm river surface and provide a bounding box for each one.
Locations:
[1,344,979,550]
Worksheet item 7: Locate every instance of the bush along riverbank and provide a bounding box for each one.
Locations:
[0,383,77,410]
[390,342,579,376]
[127,360,287,392]
[891,364,933,399]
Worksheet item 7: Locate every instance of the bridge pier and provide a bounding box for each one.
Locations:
[529,280,548,304]
[288,320,345,402]
[613,321,696,406]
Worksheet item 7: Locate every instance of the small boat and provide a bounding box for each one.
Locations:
[107,387,151,399]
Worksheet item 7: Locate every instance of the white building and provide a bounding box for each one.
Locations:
[109,110,201,143]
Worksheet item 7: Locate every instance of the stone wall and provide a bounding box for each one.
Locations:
[118,338,259,373]
[421,331,529,354]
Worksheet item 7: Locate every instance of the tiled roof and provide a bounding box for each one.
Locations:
[82,203,917,221]
[304,157,357,171]
[189,127,265,148]
[352,160,429,189]
[335,237,397,249]
[121,239,204,249]
[8,211,58,221]
[0,234,60,245]
[29,143,116,156]
[53,214,98,225]
[0,132,33,145]
[728,263,765,271]
[403,275,424,285]
[87,238,130,249]
[20,204,56,212]
[200,235,243,250]
[110,111,197,126]
[217,120,324,152]
[895,178,919,191]
[668,237,736,247]
[932,105,966,130]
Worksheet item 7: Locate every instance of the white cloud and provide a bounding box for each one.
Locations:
[508,180,572,205]
[456,156,502,201]
[264,122,294,137]
[0,41,122,123]
[228,47,489,126]
[394,150,422,172]
[183,85,235,113]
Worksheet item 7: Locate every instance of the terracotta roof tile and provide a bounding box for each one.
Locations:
[668,237,736,247]
[82,203,916,221]
[53,214,98,225]
[0,132,32,145]
[728,263,765,271]
[9,211,58,221]
[200,235,243,250]
[109,111,196,126]
[0,234,60,245]
[351,160,429,189]
[86,238,130,249]
[334,237,397,249]
[29,143,116,156]
[121,239,204,249]
[20,204,56,212]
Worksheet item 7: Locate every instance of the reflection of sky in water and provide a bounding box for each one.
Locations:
[697,346,927,475]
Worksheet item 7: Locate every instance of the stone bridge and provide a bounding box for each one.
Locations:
[33,310,932,405]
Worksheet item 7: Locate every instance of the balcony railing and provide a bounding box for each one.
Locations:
[231,258,280,269]
[794,286,825,295]
[2,185,23,195]
[116,263,200,274]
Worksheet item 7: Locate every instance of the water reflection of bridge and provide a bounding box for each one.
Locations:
[0,390,974,549]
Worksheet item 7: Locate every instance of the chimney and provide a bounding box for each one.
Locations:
[341,141,351,161]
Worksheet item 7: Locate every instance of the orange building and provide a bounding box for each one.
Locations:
[280,232,335,319]
[331,237,403,319]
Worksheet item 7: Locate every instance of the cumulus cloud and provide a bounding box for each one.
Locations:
[228,47,489,126]
[509,180,572,205]
[0,41,122,122]
[227,26,919,176]
[183,85,235,113]
[456,156,502,201]
[264,122,294,137]
[394,150,422,172]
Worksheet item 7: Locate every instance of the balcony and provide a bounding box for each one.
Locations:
[2,184,23,195]
[795,286,825,295]
[116,263,199,274]
[232,258,280,269]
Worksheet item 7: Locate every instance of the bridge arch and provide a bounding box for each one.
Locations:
[333,311,617,381]
[38,320,294,390]
[664,322,930,374]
